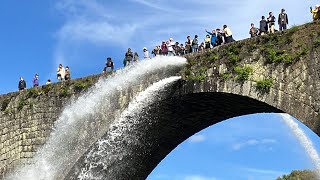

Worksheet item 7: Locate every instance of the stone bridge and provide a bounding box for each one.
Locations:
[1,22,320,179]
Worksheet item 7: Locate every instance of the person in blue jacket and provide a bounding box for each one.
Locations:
[205,29,217,48]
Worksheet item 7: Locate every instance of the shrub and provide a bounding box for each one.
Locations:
[1,98,10,111]
[234,66,253,82]
[73,79,93,92]
[208,53,220,62]
[221,73,231,80]
[265,48,293,64]
[314,39,320,47]
[26,88,40,98]
[59,87,71,98]
[17,98,28,111]
[228,52,240,65]
[42,84,52,94]
[256,79,273,94]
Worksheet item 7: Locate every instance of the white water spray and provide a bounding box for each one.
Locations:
[6,56,186,180]
[279,113,320,178]
[78,76,181,179]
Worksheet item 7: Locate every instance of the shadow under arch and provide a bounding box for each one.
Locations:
[65,89,284,180]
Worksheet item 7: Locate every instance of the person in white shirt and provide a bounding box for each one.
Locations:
[57,64,65,81]
[143,47,150,59]
[167,38,175,56]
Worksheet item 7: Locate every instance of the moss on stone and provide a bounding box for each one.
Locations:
[255,79,274,94]
[183,22,320,83]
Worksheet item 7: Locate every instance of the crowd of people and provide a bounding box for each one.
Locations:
[16,5,320,91]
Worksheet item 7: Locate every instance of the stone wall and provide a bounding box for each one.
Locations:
[183,22,320,135]
[0,74,102,178]
[2,22,320,179]
[0,63,182,179]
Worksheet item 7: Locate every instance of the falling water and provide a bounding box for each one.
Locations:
[6,56,186,180]
[279,113,320,178]
[77,76,181,180]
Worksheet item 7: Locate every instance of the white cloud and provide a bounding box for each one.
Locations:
[243,167,287,176]
[189,134,206,143]
[58,19,137,45]
[184,175,218,180]
[232,138,277,151]
[52,0,320,70]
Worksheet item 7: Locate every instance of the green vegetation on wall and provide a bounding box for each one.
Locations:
[276,170,317,180]
[255,79,274,94]
[233,66,253,82]
[184,22,318,86]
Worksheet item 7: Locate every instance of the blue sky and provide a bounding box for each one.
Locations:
[0,0,317,93]
[147,113,320,180]
[1,1,320,179]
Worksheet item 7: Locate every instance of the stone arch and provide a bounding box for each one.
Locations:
[65,86,285,180]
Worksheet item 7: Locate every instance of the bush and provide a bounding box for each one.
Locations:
[1,98,10,111]
[59,87,71,98]
[313,39,320,47]
[17,98,28,111]
[256,79,273,94]
[26,88,40,98]
[221,73,231,80]
[228,52,240,65]
[73,79,93,92]
[234,66,253,82]
[265,48,293,64]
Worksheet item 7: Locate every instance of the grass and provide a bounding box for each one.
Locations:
[256,79,274,94]
[234,66,253,82]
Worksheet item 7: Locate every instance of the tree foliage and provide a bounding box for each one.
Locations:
[276,170,318,180]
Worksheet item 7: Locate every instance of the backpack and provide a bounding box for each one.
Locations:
[192,38,198,46]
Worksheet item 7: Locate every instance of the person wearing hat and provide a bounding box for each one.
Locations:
[278,9,289,31]
[33,74,39,87]
[143,47,150,59]
[18,77,26,91]
[310,5,320,21]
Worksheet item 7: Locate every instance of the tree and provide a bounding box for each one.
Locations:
[276,170,317,180]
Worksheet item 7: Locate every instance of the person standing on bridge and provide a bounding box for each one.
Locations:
[161,41,168,56]
[216,29,224,46]
[57,64,65,81]
[143,47,150,59]
[267,12,276,33]
[185,36,192,54]
[103,57,114,73]
[33,74,39,87]
[192,35,199,53]
[167,38,175,56]
[205,29,217,48]
[249,23,259,38]
[278,9,289,31]
[223,25,234,44]
[18,77,26,91]
[65,66,71,80]
[125,48,133,65]
[259,16,268,35]
[310,5,320,21]
[133,52,139,63]
[204,34,211,49]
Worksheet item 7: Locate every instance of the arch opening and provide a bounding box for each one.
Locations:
[65,90,286,179]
